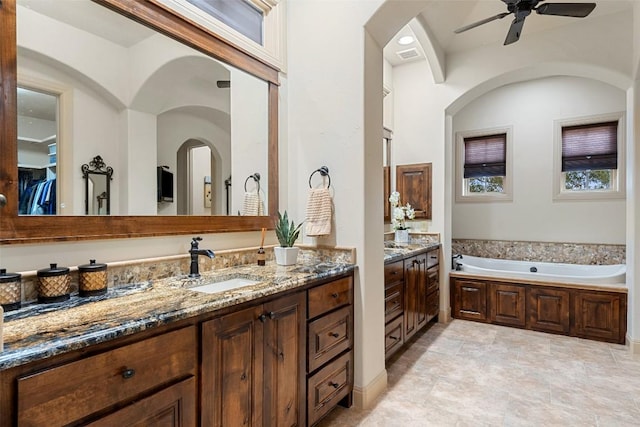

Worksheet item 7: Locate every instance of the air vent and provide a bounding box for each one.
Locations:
[396,48,420,61]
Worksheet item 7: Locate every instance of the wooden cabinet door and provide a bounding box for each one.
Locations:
[452,279,488,322]
[202,305,265,427]
[404,256,419,341]
[263,293,306,427]
[86,377,196,427]
[573,291,624,343]
[415,253,428,331]
[395,163,432,219]
[527,287,570,334]
[489,283,526,327]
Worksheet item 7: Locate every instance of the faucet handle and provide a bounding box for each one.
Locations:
[191,236,203,250]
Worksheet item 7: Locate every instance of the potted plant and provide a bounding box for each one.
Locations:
[274,211,303,265]
[389,191,415,244]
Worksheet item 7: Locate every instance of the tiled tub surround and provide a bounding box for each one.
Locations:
[0,246,355,370]
[452,239,625,265]
[13,245,355,303]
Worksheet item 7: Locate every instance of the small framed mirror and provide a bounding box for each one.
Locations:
[81,156,113,215]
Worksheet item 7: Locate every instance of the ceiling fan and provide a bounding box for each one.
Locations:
[454,0,596,45]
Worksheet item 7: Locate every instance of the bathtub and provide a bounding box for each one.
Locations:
[458,254,626,285]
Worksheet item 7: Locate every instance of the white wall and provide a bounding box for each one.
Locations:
[287,0,386,405]
[191,146,212,216]
[452,76,626,244]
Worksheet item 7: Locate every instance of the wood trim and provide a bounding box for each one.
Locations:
[383,166,390,222]
[0,0,279,244]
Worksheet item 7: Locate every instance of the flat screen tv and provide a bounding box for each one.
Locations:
[157,166,174,202]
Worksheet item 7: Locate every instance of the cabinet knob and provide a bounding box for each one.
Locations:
[258,314,267,323]
[0,194,6,208]
[121,368,136,379]
[331,293,339,298]
[328,381,340,389]
[328,332,339,338]
[268,311,276,319]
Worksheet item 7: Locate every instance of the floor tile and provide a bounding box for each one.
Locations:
[320,319,640,427]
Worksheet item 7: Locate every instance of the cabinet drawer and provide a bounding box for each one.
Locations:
[426,249,439,268]
[308,306,352,372]
[384,282,404,323]
[385,315,404,359]
[17,327,196,426]
[384,260,404,284]
[85,377,197,427]
[308,276,353,319]
[307,351,353,426]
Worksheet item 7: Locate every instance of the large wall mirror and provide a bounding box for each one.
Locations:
[0,0,279,243]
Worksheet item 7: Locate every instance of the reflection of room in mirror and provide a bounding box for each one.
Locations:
[16,87,58,215]
[16,0,269,217]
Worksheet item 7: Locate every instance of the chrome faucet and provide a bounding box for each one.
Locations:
[189,237,215,278]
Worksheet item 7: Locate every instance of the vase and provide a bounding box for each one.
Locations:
[274,246,300,266]
[394,229,409,244]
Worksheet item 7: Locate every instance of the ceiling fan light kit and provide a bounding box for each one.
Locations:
[454,0,597,45]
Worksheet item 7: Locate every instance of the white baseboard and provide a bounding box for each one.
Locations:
[439,307,451,323]
[352,368,387,410]
[627,333,640,354]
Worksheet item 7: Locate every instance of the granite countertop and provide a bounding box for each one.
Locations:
[384,240,441,263]
[0,259,355,371]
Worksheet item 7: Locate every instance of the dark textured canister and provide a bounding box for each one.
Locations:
[37,263,71,303]
[0,268,22,311]
[78,259,108,297]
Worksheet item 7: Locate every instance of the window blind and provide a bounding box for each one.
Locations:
[463,133,506,178]
[562,121,618,172]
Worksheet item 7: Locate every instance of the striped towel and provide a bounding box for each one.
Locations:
[305,188,332,236]
[242,191,264,216]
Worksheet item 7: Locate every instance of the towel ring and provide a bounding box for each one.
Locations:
[308,166,331,189]
[244,173,261,193]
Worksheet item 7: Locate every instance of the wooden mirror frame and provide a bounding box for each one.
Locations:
[0,0,279,244]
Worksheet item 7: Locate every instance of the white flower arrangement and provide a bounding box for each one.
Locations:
[389,191,415,230]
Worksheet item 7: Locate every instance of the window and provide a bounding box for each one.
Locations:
[554,114,625,200]
[456,128,513,202]
[185,0,264,44]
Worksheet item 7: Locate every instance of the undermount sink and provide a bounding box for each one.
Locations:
[188,277,261,294]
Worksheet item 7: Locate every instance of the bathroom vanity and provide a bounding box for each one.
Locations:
[383,242,440,359]
[0,261,355,426]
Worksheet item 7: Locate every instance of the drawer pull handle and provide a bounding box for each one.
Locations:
[430,256,437,259]
[121,368,136,379]
[258,314,267,323]
[331,293,339,298]
[329,381,340,389]
[269,311,276,319]
[328,332,340,338]
[389,335,399,340]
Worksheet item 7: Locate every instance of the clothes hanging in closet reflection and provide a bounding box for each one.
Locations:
[19,178,57,215]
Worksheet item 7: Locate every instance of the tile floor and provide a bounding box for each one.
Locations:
[318,319,640,426]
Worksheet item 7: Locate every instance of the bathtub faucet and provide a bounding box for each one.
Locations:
[189,237,215,278]
[452,254,463,271]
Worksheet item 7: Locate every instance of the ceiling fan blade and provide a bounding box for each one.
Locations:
[454,12,511,34]
[536,3,596,18]
[504,17,525,45]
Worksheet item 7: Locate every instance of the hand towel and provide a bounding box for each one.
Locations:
[305,188,333,236]
[242,191,265,216]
